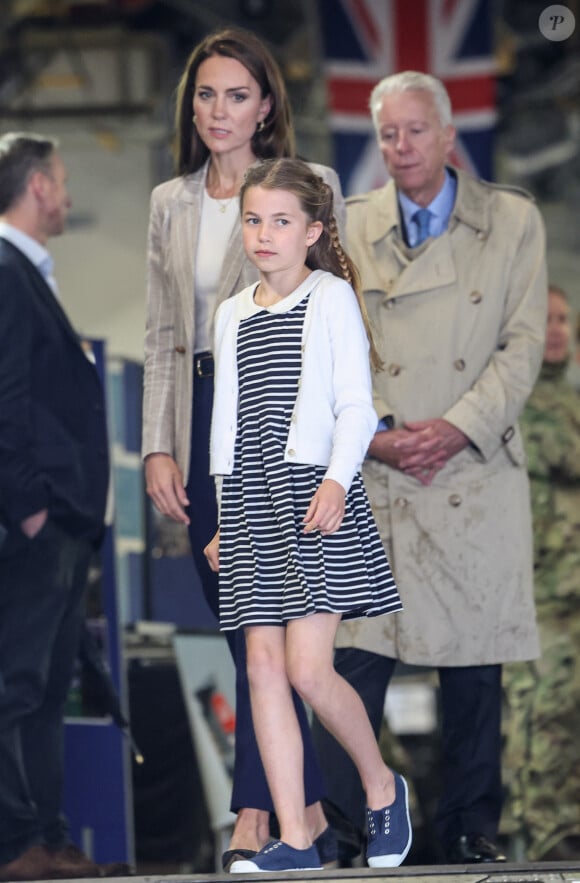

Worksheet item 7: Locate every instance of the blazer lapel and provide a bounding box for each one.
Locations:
[2,240,84,349]
[25,265,104,392]
[170,163,252,348]
[170,169,205,351]
[180,164,249,310]
[28,264,79,337]
[216,218,246,307]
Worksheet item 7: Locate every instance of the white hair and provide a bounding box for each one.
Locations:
[369,71,453,130]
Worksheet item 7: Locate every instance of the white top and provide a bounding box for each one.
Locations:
[210,269,378,493]
[194,191,239,352]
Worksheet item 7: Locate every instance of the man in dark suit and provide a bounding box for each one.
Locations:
[0,133,111,880]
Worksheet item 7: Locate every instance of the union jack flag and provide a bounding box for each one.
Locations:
[318,0,496,194]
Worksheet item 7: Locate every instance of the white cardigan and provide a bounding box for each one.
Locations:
[210,269,378,493]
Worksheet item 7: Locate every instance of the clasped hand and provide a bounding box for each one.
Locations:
[369,418,469,485]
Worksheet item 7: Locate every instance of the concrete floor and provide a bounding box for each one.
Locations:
[52,860,580,883]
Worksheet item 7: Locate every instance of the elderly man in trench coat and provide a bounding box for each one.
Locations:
[312,71,547,865]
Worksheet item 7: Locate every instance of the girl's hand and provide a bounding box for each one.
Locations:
[204,529,220,572]
[303,479,345,535]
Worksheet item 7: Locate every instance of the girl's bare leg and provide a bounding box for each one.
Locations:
[286,613,395,810]
[245,625,311,850]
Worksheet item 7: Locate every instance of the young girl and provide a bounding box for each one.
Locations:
[204,158,412,873]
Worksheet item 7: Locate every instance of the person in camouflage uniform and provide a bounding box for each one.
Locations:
[502,285,580,861]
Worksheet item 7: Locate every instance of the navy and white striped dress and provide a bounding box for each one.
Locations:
[219,287,401,631]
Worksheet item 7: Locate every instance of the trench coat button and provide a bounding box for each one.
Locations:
[388,363,401,376]
[448,494,462,507]
[453,358,466,371]
[502,426,515,443]
[394,497,408,508]
[469,290,482,304]
[385,298,396,309]
[175,345,186,354]
[476,230,487,241]
[287,448,296,457]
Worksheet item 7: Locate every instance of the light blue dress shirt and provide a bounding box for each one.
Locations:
[0,221,58,294]
[398,168,457,246]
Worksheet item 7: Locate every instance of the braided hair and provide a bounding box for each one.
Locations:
[240,157,383,372]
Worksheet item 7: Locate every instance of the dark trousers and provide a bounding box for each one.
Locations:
[0,520,92,863]
[185,368,325,813]
[312,647,503,855]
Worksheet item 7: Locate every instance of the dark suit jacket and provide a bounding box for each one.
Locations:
[0,237,109,544]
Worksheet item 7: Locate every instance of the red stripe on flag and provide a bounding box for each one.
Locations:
[394,0,429,71]
[328,74,495,117]
[446,76,496,114]
[327,77,375,114]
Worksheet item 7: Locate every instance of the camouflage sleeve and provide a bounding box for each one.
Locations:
[521,382,580,482]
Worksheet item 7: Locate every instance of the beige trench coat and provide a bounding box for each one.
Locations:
[142,160,345,484]
[336,168,547,666]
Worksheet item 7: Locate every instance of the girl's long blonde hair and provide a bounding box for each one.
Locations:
[240,158,383,372]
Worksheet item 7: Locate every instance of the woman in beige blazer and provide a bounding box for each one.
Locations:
[142,27,344,870]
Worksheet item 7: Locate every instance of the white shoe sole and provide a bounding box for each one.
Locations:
[367,775,413,868]
[230,860,323,873]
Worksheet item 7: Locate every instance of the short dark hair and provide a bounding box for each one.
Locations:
[0,132,58,214]
[173,26,294,176]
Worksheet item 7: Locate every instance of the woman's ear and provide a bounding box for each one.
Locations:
[258,93,273,125]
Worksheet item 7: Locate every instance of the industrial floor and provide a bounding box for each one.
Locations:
[50,860,580,883]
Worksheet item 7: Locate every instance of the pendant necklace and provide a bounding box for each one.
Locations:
[208,171,239,213]
[216,196,234,213]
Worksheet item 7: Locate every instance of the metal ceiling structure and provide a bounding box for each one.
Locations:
[0,0,332,163]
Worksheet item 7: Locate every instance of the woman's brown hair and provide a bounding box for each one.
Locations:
[174,26,294,175]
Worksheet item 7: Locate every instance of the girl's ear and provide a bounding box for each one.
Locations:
[306,221,323,246]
